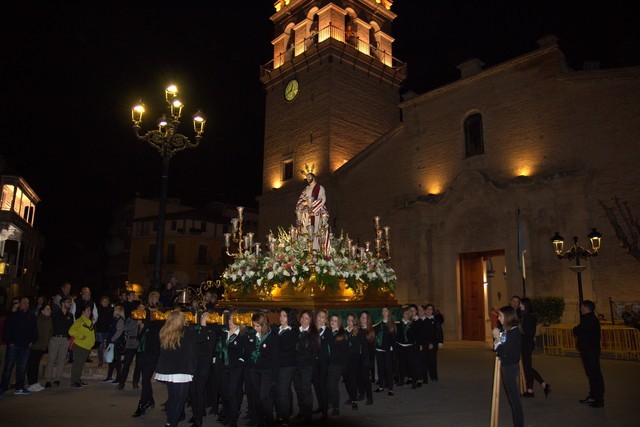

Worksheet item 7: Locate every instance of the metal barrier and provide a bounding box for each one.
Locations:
[542,324,640,360]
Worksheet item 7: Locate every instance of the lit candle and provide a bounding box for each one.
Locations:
[247,232,254,248]
[255,243,261,256]
[244,236,250,251]
[383,226,390,238]
[270,242,276,253]
[351,246,357,258]
[224,233,231,248]
[348,239,352,254]
[373,216,380,229]
[231,218,239,232]
[375,238,381,251]
[290,225,296,240]
[237,206,244,220]
[360,247,366,260]
[365,241,371,252]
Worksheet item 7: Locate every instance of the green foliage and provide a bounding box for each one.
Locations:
[531,296,565,326]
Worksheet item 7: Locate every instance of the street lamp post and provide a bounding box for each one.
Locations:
[131,84,206,290]
[551,228,603,306]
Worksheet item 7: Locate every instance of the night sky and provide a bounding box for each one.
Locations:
[3,1,638,293]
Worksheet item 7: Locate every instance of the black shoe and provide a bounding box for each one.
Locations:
[374,387,385,393]
[544,384,551,398]
[331,408,339,416]
[579,396,595,404]
[365,399,373,406]
[45,382,52,388]
[216,416,226,423]
[411,384,418,390]
[53,381,60,387]
[132,404,145,417]
[417,382,422,388]
[351,402,358,411]
[521,391,535,398]
[388,390,394,397]
[144,399,155,410]
[589,400,604,408]
[70,382,82,388]
[101,377,113,383]
[405,379,412,385]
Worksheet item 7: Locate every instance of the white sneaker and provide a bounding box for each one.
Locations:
[27,383,44,392]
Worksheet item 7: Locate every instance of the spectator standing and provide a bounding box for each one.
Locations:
[95,296,113,368]
[44,297,74,387]
[26,305,52,392]
[122,291,137,320]
[103,306,126,383]
[52,282,74,314]
[117,306,142,390]
[573,300,605,408]
[0,297,38,396]
[160,277,177,309]
[68,305,95,388]
[75,287,98,324]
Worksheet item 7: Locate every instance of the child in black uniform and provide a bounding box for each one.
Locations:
[493,306,524,427]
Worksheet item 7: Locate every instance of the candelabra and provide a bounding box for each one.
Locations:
[224,206,260,258]
[551,228,602,305]
[174,280,217,309]
[341,216,391,262]
[131,84,205,290]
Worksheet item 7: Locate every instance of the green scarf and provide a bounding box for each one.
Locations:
[250,331,271,364]
[216,329,238,366]
[375,322,387,347]
[403,321,410,343]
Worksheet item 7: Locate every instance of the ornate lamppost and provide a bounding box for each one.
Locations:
[131,84,206,290]
[551,228,603,305]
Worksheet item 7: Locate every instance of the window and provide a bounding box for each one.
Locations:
[171,220,177,231]
[464,113,484,157]
[148,244,156,264]
[282,159,294,181]
[197,245,208,265]
[1,184,15,211]
[166,244,176,264]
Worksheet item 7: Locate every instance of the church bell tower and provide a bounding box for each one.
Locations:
[258,0,405,234]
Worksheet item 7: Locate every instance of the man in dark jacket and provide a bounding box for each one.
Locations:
[573,300,604,408]
[0,297,38,396]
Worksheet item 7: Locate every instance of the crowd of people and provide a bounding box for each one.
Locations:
[0,279,446,427]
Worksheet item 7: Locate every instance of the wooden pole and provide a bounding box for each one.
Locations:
[518,359,527,394]
[490,357,501,427]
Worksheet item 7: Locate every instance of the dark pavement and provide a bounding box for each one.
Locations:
[0,341,638,427]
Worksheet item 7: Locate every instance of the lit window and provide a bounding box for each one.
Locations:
[1,185,15,211]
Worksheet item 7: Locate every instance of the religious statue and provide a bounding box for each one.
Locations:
[295,171,329,252]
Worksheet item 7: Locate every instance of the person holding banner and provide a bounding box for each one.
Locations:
[492,306,524,427]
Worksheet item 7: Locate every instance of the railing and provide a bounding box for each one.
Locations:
[260,24,407,80]
[542,324,640,360]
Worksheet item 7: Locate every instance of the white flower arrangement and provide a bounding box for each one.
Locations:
[222,228,396,295]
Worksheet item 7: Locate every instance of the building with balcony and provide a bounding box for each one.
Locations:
[108,197,258,295]
[0,174,43,306]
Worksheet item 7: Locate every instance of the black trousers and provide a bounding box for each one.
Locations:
[426,345,439,381]
[242,364,255,419]
[206,362,221,412]
[312,361,328,415]
[250,367,274,425]
[396,344,416,384]
[118,348,137,386]
[521,345,544,389]
[189,371,210,425]
[293,364,314,418]
[137,351,158,406]
[132,352,142,385]
[580,348,604,401]
[501,363,524,427]
[326,364,345,409]
[106,345,123,380]
[166,381,191,427]
[343,357,359,401]
[375,350,393,390]
[26,349,44,385]
[356,358,373,402]
[220,365,244,425]
[275,365,295,421]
